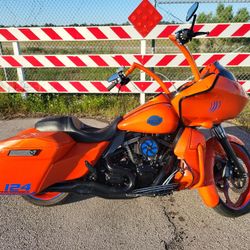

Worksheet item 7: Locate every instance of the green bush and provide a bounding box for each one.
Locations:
[0,94,140,120]
[233,102,250,132]
[0,94,248,132]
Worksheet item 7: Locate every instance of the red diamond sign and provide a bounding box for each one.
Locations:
[128,0,162,37]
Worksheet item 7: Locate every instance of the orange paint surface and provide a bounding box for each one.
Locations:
[197,135,249,208]
[171,68,248,128]
[169,34,201,81]
[118,95,178,134]
[174,128,206,189]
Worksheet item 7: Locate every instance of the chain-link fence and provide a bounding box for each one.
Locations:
[0,0,249,83]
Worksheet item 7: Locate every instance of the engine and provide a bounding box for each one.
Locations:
[98,133,174,189]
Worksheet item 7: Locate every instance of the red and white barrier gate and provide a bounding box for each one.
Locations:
[0,80,249,93]
[0,23,249,102]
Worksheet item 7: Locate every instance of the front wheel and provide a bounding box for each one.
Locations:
[213,143,250,217]
[23,192,70,206]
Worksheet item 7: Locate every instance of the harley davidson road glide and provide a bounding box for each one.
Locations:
[0,3,249,217]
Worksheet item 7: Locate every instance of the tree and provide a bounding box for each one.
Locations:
[196,4,249,23]
[214,4,233,22]
[189,4,250,53]
[233,8,250,22]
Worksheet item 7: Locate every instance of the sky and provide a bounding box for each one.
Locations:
[0,0,249,26]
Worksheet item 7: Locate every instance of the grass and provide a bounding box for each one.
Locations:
[0,94,140,121]
[2,38,248,55]
[0,37,249,128]
[1,38,249,81]
[0,31,248,128]
[0,94,248,134]
[233,101,250,132]
[1,67,249,82]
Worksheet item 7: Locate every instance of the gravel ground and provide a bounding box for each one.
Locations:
[0,118,249,250]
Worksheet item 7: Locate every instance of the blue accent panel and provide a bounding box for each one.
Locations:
[147,115,163,126]
[141,139,158,157]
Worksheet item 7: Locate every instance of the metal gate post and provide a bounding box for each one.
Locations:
[12,42,26,96]
[140,39,146,104]
[0,42,8,81]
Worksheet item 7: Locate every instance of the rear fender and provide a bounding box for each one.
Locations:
[198,134,244,208]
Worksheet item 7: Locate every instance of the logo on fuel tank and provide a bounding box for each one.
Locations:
[147,115,163,126]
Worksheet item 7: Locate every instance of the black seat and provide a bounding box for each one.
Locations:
[35,116,122,143]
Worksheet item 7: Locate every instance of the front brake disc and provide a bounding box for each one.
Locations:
[229,158,249,193]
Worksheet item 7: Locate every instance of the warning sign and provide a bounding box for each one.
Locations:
[128,0,162,37]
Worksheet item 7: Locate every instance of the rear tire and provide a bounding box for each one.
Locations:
[213,143,250,217]
[23,192,70,206]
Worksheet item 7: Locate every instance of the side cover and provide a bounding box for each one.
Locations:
[0,130,109,194]
[174,128,206,189]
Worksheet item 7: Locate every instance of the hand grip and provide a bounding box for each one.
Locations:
[194,31,209,37]
[107,81,117,91]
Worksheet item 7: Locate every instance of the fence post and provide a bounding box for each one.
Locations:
[0,42,8,81]
[12,42,26,95]
[140,39,146,104]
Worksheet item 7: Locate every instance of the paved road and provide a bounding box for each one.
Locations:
[0,118,249,250]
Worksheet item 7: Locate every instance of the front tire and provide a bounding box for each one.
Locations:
[23,192,70,206]
[213,143,250,217]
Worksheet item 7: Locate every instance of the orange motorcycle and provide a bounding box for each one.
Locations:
[0,3,249,217]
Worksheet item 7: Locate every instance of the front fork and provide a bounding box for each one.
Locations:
[212,125,243,177]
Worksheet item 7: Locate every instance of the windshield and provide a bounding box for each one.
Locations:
[214,61,237,81]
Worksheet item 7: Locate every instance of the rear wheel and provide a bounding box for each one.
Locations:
[23,192,70,206]
[213,143,250,217]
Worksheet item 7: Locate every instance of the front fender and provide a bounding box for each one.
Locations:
[198,134,244,208]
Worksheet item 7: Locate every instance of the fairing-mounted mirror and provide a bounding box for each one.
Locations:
[186,2,199,21]
[107,72,120,83]
[107,68,124,82]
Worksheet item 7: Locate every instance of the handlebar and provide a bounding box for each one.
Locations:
[107,70,130,91]
[176,29,209,45]
[107,81,118,91]
[193,31,210,37]
[107,28,209,93]
[107,63,171,94]
[125,63,171,94]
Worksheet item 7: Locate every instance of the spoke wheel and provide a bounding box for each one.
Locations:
[213,143,250,217]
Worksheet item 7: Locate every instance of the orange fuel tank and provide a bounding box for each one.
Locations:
[118,94,179,134]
